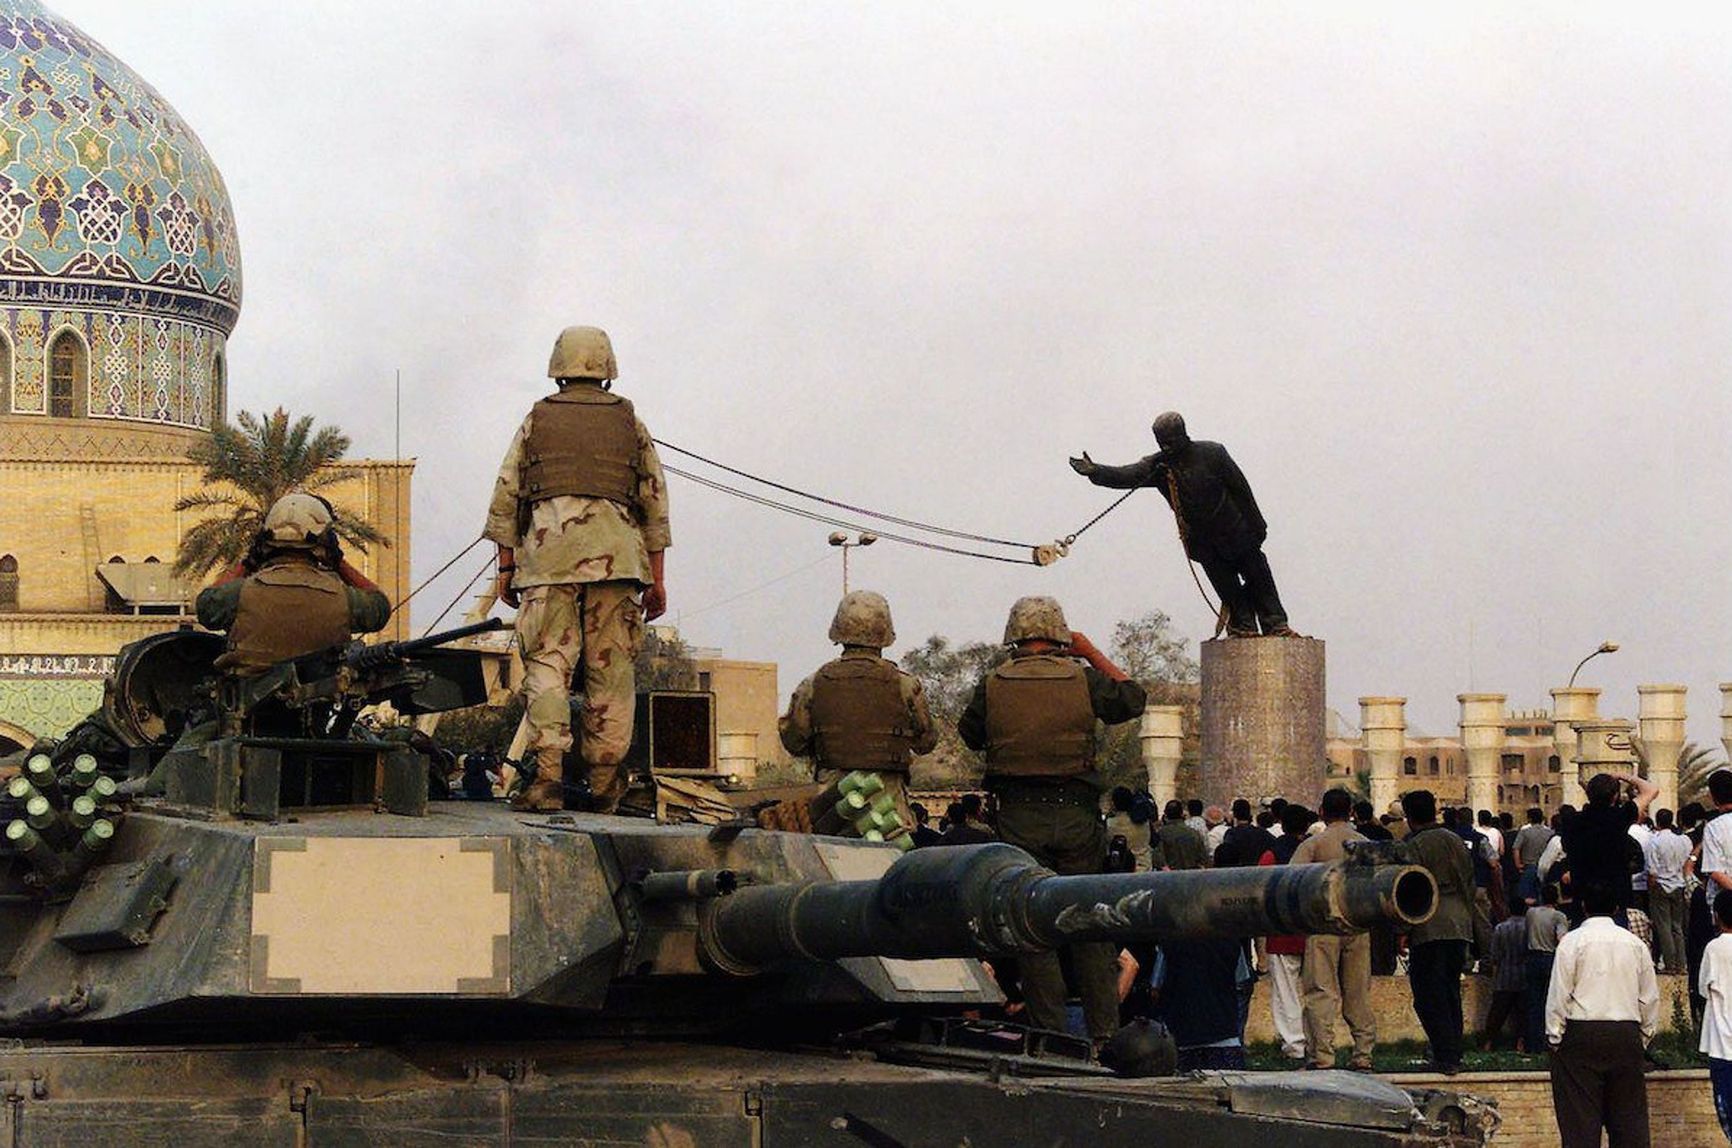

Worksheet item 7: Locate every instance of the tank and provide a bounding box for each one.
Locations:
[0,628,1497,1147]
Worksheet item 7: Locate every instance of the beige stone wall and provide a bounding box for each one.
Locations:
[0,453,411,637]
[1199,635,1327,804]
[1382,1071,1715,1148]
[694,657,789,777]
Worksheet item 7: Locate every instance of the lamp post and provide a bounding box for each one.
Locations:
[827,531,876,594]
[1567,640,1620,688]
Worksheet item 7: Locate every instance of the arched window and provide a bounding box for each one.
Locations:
[48,329,87,418]
[1403,756,1417,776]
[210,351,225,427]
[1427,755,1440,776]
[1546,754,1561,773]
[0,554,17,612]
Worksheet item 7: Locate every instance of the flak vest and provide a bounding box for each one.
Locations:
[808,656,914,773]
[982,655,1095,778]
[521,389,640,509]
[217,560,353,677]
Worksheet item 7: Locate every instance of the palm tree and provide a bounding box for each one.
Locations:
[1631,738,1727,810]
[173,407,390,579]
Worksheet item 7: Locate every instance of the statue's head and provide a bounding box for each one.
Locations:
[1151,411,1189,451]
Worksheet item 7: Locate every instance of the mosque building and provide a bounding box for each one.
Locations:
[0,0,410,754]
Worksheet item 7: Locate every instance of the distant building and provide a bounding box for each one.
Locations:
[1328,708,1567,813]
[0,1,410,754]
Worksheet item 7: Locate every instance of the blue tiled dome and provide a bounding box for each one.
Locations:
[0,0,240,333]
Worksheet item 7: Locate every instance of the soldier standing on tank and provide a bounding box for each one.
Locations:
[779,591,937,827]
[958,596,1147,1047]
[485,326,671,813]
[120,493,391,795]
[1069,411,1292,638]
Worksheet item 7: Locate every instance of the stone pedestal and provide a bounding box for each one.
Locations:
[1139,705,1185,807]
[1550,687,1601,808]
[1574,719,1636,792]
[1200,635,1326,805]
[1637,685,1687,814]
[1459,693,1507,814]
[1721,683,1732,768]
[1360,696,1407,816]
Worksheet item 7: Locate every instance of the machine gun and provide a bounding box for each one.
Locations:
[218,617,507,737]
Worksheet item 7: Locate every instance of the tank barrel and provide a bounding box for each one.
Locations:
[698,841,1435,975]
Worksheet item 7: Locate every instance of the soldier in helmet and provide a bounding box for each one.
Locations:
[484,326,671,813]
[196,492,391,676]
[778,591,938,826]
[958,596,1147,1048]
[120,492,390,795]
[1070,411,1292,638]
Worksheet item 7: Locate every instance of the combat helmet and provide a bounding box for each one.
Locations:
[828,590,895,648]
[548,326,618,381]
[262,492,335,550]
[1002,596,1070,645]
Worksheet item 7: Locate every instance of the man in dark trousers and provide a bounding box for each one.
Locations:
[958,595,1146,1047]
[1070,411,1290,637]
[1403,788,1489,1074]
[1544,879,1659,1147]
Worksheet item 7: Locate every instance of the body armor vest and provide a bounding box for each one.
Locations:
[216,559,353,677]
[983,655,1095,777]
[521,389,639,508]
[808,656,914,773]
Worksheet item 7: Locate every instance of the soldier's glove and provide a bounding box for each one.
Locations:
[1068,452,1097,476]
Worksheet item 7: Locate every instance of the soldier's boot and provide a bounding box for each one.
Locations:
[511,751,568,811]
[511,776,565,811]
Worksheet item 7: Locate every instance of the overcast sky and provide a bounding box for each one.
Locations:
[63,1,1732,750]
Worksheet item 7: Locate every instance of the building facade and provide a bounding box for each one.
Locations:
[0,1,410,754]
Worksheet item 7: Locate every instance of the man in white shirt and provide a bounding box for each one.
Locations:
[1700,772,1732,914]
[1645,809,1693,975]
[1627,817,1655,916]
[1544,879,1661,1148]
[1477,809,1504,857]
[1697,893,1732,1144]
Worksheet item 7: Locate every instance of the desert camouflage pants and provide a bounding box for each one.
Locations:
[517,580,643,809]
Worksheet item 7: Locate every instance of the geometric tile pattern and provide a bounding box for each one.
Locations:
[0,0,241,432]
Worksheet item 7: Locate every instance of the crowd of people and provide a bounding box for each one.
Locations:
[907,769,1732,1146]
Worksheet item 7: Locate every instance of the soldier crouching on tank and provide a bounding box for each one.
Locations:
[119,493,391,796]
[778,591,937,827]
[484,326,671,813]
[957,596,1147,1049]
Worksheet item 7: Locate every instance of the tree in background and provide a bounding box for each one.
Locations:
[898,635,1008,788]
[173,407,389,579]
[1639,741,1730,810]
[636,627,699,691]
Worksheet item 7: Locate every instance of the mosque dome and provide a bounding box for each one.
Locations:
[0,0,240,442]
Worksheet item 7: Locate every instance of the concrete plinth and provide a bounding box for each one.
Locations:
[1360,696,1407,816]
[1637,684,1687,814]
[1550,687,1601,808]
[1139,705,1185,807]
[1200,635,1326,805]
[1459,693,1507,814]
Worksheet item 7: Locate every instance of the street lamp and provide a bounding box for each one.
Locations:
[828,531,876,594]
[1567,640,1620,688]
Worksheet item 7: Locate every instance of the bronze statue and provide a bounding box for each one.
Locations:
[1071,411,1293,637]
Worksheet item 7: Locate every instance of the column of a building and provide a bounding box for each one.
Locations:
[1140,705,1186,808]
[1722,683,1732,767]
[1551,687,1601,809]
[1636,684,1687,814]
[1360,696,1406,815]
[1459,693,1506,814]
[1573,719,1636,796]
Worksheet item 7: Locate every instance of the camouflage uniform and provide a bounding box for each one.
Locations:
[957,596,1147,1044]
[779,592,935,829]
[483,383,671,807]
